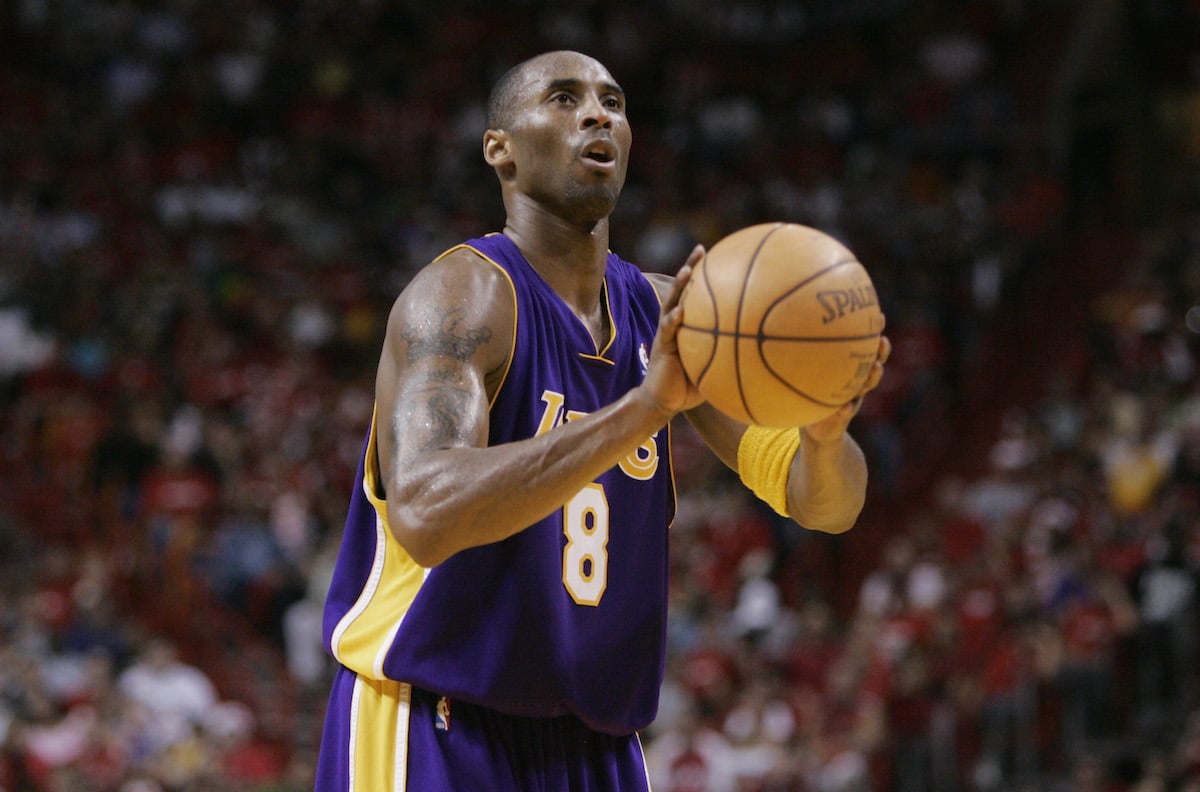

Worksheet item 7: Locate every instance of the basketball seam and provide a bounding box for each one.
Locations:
[755,255,872,413]
[678,229,878,425]
[677,255,864,336]
[757,256,864,346]
[763,339,877,409]
[690,330,881,342]
[768,256,861,297]
[694,248,720,387]
[736,223,784,424]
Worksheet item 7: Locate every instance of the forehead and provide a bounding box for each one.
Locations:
[516,52,620,96]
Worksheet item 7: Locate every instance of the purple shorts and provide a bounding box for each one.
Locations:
[315,665,652,791]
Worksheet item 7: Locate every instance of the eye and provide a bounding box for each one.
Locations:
[603,96,623,110]
[551,92,576,106]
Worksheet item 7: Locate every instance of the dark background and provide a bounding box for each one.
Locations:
[2,1,1199,790]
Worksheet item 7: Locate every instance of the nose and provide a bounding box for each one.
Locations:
[580,95,614,130]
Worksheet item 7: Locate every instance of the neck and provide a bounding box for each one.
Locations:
[501,198,611,307]
[501,199,613,349]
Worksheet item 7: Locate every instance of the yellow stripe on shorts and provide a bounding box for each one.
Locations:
[350,676,412,792]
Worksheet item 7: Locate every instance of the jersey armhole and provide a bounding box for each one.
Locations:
[446,243,519,410]
[640,270,672,309]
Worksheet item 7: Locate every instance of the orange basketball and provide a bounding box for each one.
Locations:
[677,222,884,428]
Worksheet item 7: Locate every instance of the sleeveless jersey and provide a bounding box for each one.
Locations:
[322,233,675,736]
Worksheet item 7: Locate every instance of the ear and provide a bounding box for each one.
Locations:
[483,129,513,169]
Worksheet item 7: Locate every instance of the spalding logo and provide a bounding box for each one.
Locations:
[817,285,878,324]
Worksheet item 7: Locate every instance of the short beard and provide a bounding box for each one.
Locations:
[560,181,622,230]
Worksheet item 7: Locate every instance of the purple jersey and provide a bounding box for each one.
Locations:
[322,233,675,736]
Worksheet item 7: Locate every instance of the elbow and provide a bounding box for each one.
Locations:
[386,502,452,568]
[806,514,859,535]
[790,495,865,536]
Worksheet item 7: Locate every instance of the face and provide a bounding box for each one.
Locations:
[488,52,632,227]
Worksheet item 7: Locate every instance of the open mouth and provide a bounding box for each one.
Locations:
[581,141,616,167]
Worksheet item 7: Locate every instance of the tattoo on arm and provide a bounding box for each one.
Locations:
[395,371,474,450]
[402,308,493,364]
[394,308,493,452]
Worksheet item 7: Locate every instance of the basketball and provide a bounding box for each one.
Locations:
[677,222,884,428]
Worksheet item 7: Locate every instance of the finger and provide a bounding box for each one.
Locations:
[657,303,684,349]
[856,334,890,393]
[832,395,863,419]
[862,359,885,393]
[877,334,892,364]
[663,245,704,311]
[805,400,855,437]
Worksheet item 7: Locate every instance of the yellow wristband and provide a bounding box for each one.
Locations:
[736,425,801,517]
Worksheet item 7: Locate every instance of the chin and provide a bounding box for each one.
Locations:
[563,184,622,225]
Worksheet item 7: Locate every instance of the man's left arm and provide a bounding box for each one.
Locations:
[683,335,889,532]
[643,269,889,532]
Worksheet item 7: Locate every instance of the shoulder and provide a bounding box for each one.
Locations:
[412,244,515,298]
[391,245,516,326]
[382,245,516,377]
[640,271,675,304]
[606,251,674,304]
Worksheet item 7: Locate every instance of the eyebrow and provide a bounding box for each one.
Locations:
[546,78,625,97]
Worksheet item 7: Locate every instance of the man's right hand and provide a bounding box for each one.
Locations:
[637,245,708,420]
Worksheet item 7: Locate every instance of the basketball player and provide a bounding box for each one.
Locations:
[315,50,889,791]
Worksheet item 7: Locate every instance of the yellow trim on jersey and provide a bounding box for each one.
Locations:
[432,241,518,411]
[329,419,429,677]
[332,242,520,677]
[350,675,412,792]
[468,234,619,363]
[596,278,617,358]
[576,352,616,366]
[574,279,618,362]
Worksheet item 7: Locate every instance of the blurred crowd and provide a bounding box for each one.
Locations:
[2,1,1199,790]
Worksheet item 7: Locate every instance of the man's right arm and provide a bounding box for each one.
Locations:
[375,249,699,568]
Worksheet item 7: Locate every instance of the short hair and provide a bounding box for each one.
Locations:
[486,51,598,132]
[486,58,533,132]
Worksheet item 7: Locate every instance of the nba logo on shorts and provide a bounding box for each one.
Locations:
[638,343,649,376]
[435,696,451,731]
